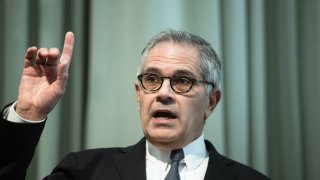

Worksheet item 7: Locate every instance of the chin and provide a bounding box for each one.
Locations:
[145,130,182,148]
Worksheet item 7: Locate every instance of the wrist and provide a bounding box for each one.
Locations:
[15,102,47,121]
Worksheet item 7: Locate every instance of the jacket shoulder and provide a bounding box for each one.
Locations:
[205,140,270,180]
[48,139,147,179]
[72,138,146,165]
[218,155,270,180]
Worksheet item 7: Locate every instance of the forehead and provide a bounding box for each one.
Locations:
[142,41,201,76]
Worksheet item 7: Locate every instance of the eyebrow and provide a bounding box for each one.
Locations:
[143,67,161,74]
[142,67,197,78]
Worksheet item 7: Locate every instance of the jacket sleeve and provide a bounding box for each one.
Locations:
[43,152,84,180]
[0,103,46,180]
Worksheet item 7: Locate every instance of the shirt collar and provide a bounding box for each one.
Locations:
[146,133,208,171]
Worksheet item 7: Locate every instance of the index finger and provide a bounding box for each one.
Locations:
[56,32,75,90]
[59,32,75,66]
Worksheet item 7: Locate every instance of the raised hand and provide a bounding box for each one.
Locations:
[15,32,75,121]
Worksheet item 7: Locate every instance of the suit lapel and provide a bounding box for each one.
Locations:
[204,140,237,180]
[111,138,237,180]
[113,138,147,180]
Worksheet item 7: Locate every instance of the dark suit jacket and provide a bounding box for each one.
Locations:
[0,104,270,180]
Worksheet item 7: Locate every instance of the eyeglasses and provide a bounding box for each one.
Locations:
[137,73,215,93]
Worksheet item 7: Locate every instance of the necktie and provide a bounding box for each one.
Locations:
[164,149,184,180]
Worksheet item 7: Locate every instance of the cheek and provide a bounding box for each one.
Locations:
[181,99,207,125]
[139,96,152,121]
[139,101,149,133]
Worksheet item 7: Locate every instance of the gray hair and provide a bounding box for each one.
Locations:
[137,29,222,93]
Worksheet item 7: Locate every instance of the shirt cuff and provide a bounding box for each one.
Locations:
[3,102,46,123]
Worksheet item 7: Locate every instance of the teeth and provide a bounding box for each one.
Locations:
[156,117,170,119]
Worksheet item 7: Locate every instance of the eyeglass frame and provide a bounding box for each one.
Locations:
[137,73,215,94]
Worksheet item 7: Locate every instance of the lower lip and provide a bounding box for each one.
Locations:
[151,117,177,124]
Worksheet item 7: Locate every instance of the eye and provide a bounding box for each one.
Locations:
[173,76,192,85]
[144,74,160,83]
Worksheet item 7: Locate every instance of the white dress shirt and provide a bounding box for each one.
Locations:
[146,134,209,180]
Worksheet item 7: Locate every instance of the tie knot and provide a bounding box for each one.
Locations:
[170,149,184,162]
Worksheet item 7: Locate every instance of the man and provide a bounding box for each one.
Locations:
[0,30,270,179]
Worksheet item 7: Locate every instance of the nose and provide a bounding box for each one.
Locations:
[156,79,174,103]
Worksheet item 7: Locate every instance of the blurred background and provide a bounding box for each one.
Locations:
[0,0,319,179]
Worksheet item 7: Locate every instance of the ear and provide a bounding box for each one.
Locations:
[204,88,221,119]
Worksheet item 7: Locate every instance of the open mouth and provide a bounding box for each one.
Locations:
[152,110,177,119]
